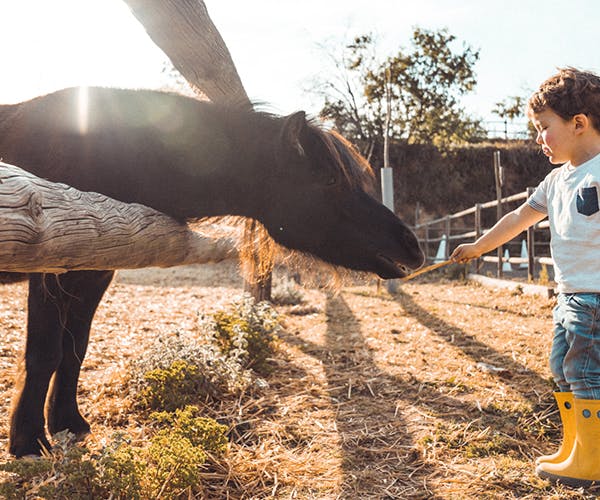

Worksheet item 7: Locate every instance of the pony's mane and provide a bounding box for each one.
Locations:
[308,125,376,194]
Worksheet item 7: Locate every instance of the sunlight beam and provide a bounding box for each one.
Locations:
[78,85,89,134]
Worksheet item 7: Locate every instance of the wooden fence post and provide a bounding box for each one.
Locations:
[413,188,552,281]
[526,187,536,282]
[475,202,482,273]
[493,151,504,278]
[444,216,451,260]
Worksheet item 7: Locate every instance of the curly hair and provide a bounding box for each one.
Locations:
[527,67,600,132]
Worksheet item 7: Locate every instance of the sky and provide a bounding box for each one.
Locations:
[0,0,599,126]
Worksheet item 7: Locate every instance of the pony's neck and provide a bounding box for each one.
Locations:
[176,109,280,221]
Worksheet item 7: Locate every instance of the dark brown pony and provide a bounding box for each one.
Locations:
[0,87,424,456]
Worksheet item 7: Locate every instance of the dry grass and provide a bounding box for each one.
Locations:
[0,262,598,498]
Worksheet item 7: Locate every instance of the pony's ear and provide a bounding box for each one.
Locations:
[281,111,306,156]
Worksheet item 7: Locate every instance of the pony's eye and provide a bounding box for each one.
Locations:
[326,175,337,186]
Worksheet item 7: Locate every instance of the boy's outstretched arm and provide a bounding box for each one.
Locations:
[451,203,546,263]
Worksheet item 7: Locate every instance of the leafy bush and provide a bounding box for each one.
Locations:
[204,295,280,375]
[140,359,214,411]
[129,329,253,409]
[129,294,279,411]
[0,295,279,499]
[144,431,207,496]
[95,433,145,499]
[150,405,229,453]
[0,408,229,499]
[0,432,102,500]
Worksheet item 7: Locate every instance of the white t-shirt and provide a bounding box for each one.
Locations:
[527,153,600,293]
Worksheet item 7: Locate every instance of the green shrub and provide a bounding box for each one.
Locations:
[129,295,279,411]
[150,405,229,454]
[0,296,281,498]
[95,434,145,500]
[0,457,55,499]
[143,405,228,497]
[129,330,253,409]
[140,359,213,411]
[0,409,229,500]
[201,294,280,375]
[144,432,207,497]
[0,432,99,500]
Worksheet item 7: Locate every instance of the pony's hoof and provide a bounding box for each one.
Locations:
[18,454,44,460]
[48,413,90,437]
[9,435,51,458]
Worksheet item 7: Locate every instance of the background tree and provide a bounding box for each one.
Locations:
[493,95,536,139]
[316,28,485,155]
[493,95,525,121]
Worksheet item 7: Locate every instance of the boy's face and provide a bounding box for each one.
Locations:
[530,109,577,165]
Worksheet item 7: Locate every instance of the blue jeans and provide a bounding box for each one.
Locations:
[550,293,600,399]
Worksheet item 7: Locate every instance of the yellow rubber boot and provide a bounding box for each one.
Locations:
[536,392,575,465]
[537,398,600,487]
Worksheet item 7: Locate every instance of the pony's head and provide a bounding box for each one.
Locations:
[254,111,424,279]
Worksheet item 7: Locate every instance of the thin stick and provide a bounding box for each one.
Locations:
[401,259,453,282]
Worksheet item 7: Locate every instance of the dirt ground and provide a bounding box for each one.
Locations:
[0,262,597,499]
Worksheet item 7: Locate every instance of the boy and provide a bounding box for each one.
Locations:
[451,67,600,488]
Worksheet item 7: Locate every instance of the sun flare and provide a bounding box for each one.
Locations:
[77,86,89,135]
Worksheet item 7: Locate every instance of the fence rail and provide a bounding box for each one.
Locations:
[483,119,530,141]
[413,188,553,281]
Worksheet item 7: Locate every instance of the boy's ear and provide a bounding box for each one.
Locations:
[573,113,589,133]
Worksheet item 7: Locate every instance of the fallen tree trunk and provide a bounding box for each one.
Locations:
[0,162,237,273]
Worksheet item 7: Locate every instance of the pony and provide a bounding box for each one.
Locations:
[0,86,424,456]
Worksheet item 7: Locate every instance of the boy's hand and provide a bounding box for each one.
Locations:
[450,243,482,264]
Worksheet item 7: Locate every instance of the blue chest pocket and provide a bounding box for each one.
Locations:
[576,186,600,216]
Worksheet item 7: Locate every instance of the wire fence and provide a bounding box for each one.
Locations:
[483,119,531,141]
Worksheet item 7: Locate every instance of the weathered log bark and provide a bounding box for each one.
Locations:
[123,0,273,300]
[0,162,236,273]
[122,0,250,106]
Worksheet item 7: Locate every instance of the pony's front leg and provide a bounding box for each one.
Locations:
[46,271,114,437]
[9,274,67,457]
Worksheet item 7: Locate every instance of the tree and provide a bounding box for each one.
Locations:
[317,28,485,153]
[492,95,536,139]
[492,95,526,121]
